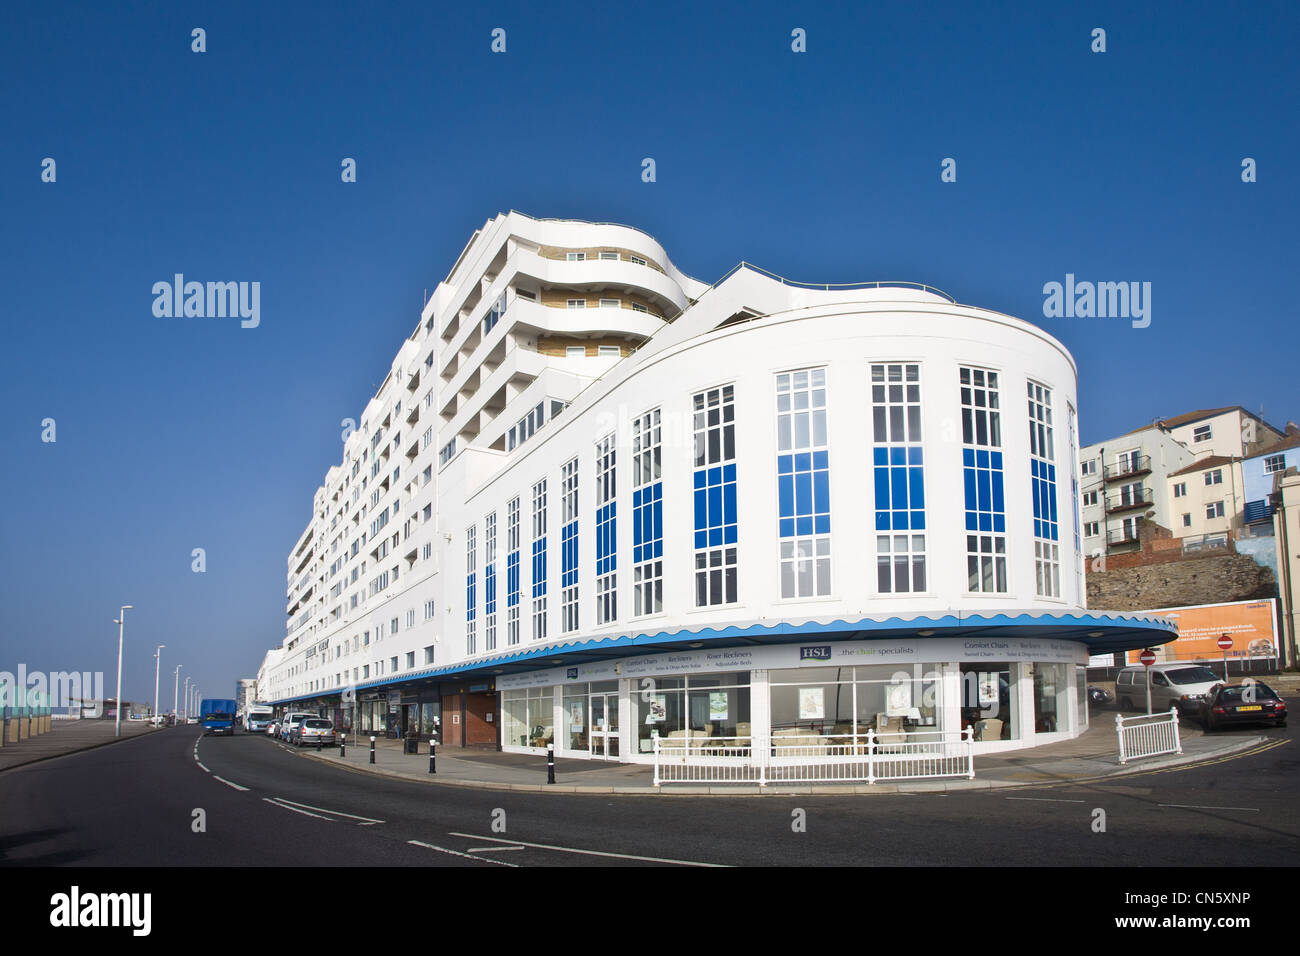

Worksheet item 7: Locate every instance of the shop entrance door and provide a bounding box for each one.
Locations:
[589,693,620,759]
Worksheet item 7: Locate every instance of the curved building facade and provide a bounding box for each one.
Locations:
[259,212,1175,760]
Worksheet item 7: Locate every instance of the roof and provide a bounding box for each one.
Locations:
[1167,455,1240,479]
[1115,406,1240,439]
[1247,431,1300,460]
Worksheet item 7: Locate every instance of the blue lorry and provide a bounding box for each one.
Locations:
[200,698,238,736]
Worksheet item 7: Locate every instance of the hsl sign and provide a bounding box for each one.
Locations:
[799,646,832,661]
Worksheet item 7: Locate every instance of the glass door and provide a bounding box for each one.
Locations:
[589,693,620,759]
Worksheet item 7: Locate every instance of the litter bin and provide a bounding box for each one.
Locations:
[403,734,420,755]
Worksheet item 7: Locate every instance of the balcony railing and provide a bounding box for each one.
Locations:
[1107,527,1141,547]
[1105,489,1154,513]
[1104,454,1152,481]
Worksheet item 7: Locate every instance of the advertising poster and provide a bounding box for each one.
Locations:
[798,687,825,720]
[709,691,729,721]
[1125,600,1277,664]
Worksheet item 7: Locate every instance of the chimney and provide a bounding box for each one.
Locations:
[1286,421,1298,437]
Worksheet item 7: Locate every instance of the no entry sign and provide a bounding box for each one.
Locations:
[1217,634,1233,650]
[1139,649,1157,667]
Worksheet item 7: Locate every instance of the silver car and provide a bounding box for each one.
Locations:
[294,718,336,747]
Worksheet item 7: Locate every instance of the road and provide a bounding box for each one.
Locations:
[2,721,1298,867]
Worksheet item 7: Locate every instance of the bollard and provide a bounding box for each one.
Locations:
[369,735,376,764]
[547,741,555,784]
[339,734,346,757]
[317,736,322,751]
[428,739,436,774]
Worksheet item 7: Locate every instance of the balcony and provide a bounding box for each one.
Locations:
[1107,527,1142,548]
[1105,489,1154,514]
[1104,454,1152,482]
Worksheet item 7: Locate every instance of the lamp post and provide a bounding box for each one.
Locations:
[184,677,191,721]
[173,665,182,722]
[113,605,133,737]
[153,645,166,722]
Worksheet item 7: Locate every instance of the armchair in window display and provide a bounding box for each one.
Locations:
[529,724,554,748]
[874,713,908,753]
[973,718,1004,741]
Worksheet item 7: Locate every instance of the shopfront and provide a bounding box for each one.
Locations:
[493,634,1092,763]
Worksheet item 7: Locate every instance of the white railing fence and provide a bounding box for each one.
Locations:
[653,729,974,786]
[1115,708,1182,764]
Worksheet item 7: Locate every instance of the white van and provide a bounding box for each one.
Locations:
[1115,662,1222,714]
[278,712,316,742]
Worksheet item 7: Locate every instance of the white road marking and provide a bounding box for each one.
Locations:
[465,845,526,853]
[1006,796,1086,803]
[272,798,384,824]
[262,797,332,820]
[213,776,248,791]
[447,832,726,867]
[408,840,519,867]
[196,762,210,773]
[1157,803,1259,812]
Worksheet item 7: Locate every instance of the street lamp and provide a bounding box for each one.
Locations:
[113,605,133,738]
[184,677,191,721]
[153,645,166,723]
[173,665,182,723]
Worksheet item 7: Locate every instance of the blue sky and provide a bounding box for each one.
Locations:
[1,1,1296,707]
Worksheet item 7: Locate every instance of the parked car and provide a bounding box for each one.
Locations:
[1197,682,1287,731]
[1115,663,1222,715]
[1087,686,1113,707]
[278,712,315,742]
[266,720,280,738]
[293,718,336,747]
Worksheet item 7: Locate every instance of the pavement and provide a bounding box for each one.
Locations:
[0,717,160,772]
[295,714,1270,795]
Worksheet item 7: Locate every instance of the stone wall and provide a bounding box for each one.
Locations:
[1088,552,1277,612]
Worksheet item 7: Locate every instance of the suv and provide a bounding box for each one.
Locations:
[278,713,315,742]
[1115,662,1222,715]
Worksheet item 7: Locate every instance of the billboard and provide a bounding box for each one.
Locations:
[1124,599,1277,664]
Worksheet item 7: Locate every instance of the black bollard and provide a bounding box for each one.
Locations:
[369,735,376,765]
[547,741,555,784]
[428,739,436,774]
[340,735,346,757]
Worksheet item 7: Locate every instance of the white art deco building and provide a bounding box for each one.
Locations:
[257,212,1175,759]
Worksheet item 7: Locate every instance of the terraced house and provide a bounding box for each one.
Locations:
[256,212,1174,761]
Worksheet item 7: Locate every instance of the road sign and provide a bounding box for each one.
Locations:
[1139,649,1156,667]
[1217,634,1233,650]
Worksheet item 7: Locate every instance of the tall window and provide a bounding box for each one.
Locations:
[531,480,547,641]
[960,367,1006,593]
[594,435,617,625]
[632,408,664,616]
[693,385,737,606]
[465,524,477,655]
[560,458,580,632]
[484,512,497,652]
[776,368,831,598]
[506,496,521,646]
[872,363,926,593]
[1068,403,1082,601]
[1028,380,1060,597]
